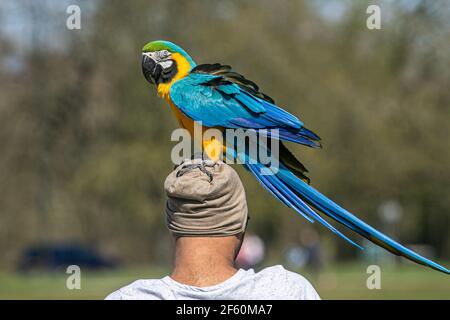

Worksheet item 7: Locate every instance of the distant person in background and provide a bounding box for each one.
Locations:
[236,233,265,269]
[300,228,322,271]
[106,156,320,300]
[286,228,322,275]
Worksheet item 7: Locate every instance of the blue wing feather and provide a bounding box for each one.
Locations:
[171,74,306,133]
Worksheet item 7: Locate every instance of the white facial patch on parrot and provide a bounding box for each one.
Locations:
[159,60,173,69]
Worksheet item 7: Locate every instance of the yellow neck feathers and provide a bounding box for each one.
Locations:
[157,52,192,100]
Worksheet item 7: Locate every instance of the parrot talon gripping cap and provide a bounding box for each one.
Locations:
[141,40,449,275]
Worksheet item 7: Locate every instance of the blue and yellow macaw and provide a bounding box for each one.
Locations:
[141,40,449,274]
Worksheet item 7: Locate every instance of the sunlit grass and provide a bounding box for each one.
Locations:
[301,262,450,299]
[0,263,448,299]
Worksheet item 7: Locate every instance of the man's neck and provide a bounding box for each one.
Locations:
[170,238,239,287]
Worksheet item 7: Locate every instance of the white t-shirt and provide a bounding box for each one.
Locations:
[105,265,320,300]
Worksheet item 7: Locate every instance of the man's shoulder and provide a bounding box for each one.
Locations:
[105,266,320,300]
[257,265,307,280]
[250,265,320,300]
[105,279,169,300]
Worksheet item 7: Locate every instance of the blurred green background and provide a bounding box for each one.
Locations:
[0,0,449,299]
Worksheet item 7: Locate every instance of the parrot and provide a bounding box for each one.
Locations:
[141,40,449,275]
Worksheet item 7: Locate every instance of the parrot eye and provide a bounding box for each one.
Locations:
[157,50,170,60]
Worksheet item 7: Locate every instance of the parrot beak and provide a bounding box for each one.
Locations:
[142,53,157,85]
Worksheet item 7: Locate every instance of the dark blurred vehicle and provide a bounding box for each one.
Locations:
[17,244,118,272]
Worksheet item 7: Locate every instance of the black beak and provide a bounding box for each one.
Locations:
[142,54,157,84]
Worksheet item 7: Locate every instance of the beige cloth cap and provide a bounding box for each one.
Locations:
[164,158,248,236]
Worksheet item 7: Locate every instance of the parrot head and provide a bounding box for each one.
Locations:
[141,40,196,87]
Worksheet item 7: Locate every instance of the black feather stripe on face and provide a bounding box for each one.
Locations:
[155,59,178,84]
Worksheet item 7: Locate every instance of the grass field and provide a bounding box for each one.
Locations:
[0,263,448,299]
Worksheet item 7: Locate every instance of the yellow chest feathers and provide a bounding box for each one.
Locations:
[157,52,192,100]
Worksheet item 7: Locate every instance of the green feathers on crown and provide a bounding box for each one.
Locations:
[142,40,196,67]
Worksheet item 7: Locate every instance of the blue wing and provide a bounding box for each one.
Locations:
[170,72,321,148]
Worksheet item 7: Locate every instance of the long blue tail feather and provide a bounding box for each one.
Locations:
[246,161,364,249]
[235,148,450,274]
[232,148,364,249]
